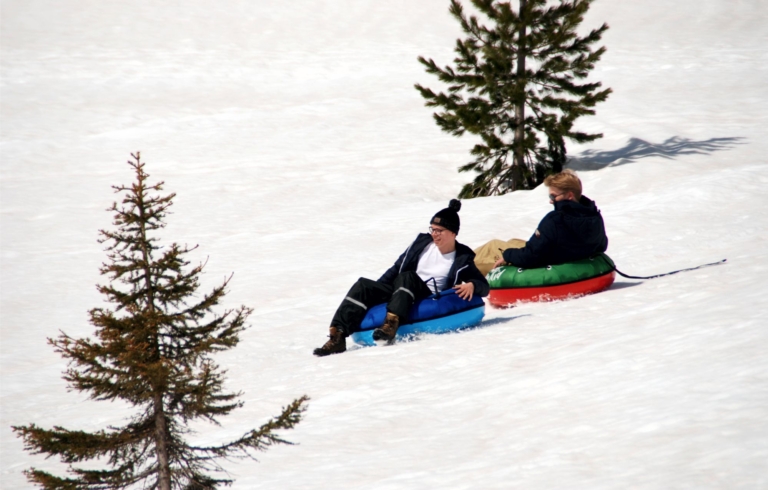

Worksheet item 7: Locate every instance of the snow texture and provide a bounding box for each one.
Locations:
[2,0,767,488]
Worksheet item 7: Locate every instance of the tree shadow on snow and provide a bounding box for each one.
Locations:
[568,136,746,171]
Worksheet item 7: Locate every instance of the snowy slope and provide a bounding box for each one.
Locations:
[2,1,767,488]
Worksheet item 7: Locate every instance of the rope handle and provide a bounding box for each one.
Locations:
[426,277,440,299]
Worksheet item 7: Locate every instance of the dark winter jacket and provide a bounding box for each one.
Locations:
[379,233,490,297]
[502,195,608,269]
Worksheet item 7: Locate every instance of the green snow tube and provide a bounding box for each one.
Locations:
[487,253,616,307]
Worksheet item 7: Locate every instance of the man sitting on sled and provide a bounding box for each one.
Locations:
[492,169,608,270]
[313,200,489,357]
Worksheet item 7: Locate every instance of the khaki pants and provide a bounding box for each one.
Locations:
[473,238,526,277]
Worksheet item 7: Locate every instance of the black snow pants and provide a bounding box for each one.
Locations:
[331,271,434,336]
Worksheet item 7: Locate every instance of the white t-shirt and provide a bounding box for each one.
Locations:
[416,242,456,294]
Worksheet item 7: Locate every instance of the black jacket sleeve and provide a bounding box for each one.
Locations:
[458,262,490,297]
[502,214,557,269]
[378,251,405,286]
[378,236,421,286]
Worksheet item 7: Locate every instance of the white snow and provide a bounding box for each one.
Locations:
[2,0,767,488]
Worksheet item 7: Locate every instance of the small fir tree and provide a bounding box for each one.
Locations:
[416,0,612,197]
[13,153,308,490]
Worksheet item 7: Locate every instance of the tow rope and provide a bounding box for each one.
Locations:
[613,258,727,280]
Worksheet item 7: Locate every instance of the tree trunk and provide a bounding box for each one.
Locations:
[513,0,528,191]
[154,392,172,490]
[135,163,171,490]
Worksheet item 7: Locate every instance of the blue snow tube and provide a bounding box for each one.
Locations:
[350,289,485,346]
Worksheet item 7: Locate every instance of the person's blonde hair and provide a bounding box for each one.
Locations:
[544,169,582,200]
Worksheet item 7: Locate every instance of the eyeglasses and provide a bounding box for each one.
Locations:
[549,192,566,201]
[429,226,448,235]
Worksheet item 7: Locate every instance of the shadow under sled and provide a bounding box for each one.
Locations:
[350,289,486,347]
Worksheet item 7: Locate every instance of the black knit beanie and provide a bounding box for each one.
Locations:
[430,199,461,234]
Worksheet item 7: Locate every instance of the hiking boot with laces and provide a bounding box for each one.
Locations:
[372,312,400,344]
[313,326,346,357]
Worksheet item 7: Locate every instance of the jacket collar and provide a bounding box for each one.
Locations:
[553,195,598,215]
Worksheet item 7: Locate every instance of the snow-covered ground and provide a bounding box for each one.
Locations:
[2,0,767,488]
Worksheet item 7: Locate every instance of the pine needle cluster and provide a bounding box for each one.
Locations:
[416,0,612,197]
[13,153,309,490]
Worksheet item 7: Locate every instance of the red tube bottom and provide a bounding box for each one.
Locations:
[488,271,616,308]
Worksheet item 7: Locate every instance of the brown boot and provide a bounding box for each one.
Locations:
[313,326,346,357]
[372,312,400,344]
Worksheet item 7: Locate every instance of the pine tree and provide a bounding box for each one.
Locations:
[415,0,612,197]
[13,153,309,490]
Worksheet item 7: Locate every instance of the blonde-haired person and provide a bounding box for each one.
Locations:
[493,170,608,270]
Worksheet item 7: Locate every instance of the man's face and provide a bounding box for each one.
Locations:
[548,186,574,205]
[429,223,456,248]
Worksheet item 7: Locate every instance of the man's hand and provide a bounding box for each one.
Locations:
[493,257,507,269]
[453,281,475,301]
